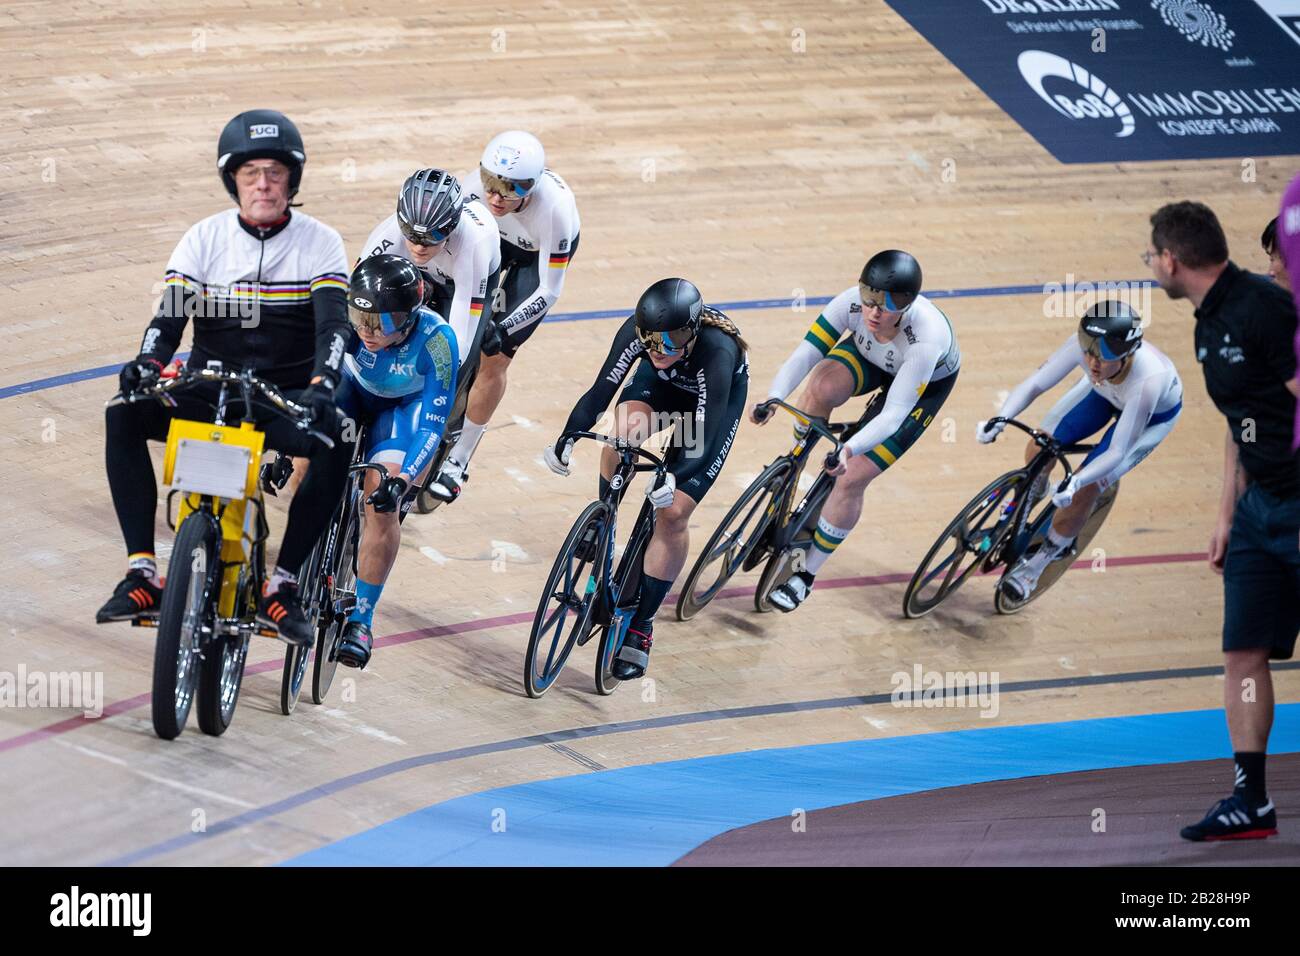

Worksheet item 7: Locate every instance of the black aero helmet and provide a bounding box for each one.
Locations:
[859,250,923,311]
[397,169,463,246]
[1078,299,1143,362]
[216,109,306,200]
[634,278,704,353]
[348,254,425,336]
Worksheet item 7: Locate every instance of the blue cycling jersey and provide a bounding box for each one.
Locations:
[340,307,460,480]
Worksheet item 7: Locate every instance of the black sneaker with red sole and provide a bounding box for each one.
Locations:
[1180,793,1277,842]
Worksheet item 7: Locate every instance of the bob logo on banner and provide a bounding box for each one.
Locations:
[886,0,1300,162]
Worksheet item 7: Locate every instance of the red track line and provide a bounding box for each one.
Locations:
[0,551,1206,755]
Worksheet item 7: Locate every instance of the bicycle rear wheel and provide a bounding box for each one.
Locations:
[152,513,220,740]
[902,471,1023,619]
[524,500,610,699]
[994,482,1119,615]
[675,458,792,622]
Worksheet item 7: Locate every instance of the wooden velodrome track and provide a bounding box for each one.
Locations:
[1,0,1297,866]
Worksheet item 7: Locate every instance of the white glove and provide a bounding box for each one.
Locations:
[1052,477,1080,510]
[646,472,676,509]
[976,420,1005,444]
[544,439,573,477]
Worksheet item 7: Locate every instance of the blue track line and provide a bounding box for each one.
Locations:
[0,279,1157,401]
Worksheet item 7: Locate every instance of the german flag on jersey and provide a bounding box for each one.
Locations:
[469,296,485,319]
[803,314,841,354]
[548,250,571,270]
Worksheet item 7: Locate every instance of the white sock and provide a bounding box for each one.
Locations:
[267,566,298,594]
[1046,525,1074,553]
[449,418,488,468]
[128,554,159,584]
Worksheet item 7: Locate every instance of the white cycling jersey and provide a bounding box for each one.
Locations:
[997,335,1183,489]
[462,167,581,334]
[359,199,500,367]
[766,286,961,457]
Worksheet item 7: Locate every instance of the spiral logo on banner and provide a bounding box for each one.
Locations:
[1151,1,1236,52]
[1016,51,1135,138]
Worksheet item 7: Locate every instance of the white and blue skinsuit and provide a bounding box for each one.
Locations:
[335,306,459,631]
[337,306,460,483]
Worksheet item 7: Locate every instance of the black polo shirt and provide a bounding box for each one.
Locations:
[1193,261,1298,499]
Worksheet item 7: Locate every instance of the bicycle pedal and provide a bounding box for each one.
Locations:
[256,626,280,640]
[130,616,159,629]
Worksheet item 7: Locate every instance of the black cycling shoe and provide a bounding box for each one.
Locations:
[337,621,374,670]
[96,569,163,623]
[611,627,653,681]
[256,582,313,647]
[1180,793,1277,842]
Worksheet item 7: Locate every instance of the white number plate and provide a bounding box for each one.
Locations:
[171,439,251,499]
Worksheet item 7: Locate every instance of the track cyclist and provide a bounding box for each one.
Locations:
[97,109,353,647]
[432,131,582,501]
[331,254,460,668]
[360,169,499,378]
[978,300,1182,602]
[544,278,749,679]
[753,250,960,612]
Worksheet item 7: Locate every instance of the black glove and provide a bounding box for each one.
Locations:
[119,357,163,395]
[368,475,409,514]
[299,377,338,436]
[480,319,506,357]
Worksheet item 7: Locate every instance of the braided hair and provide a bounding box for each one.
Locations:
[699,306,749,353]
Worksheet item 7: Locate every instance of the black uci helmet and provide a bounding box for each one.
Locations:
[397,169,463,247]
[1078,300,1143,362]
[348,254,424,337]
[216,109,306,201]
[634,278,704,354]
[859,250,922,312]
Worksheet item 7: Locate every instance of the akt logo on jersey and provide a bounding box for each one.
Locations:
[1017,50,1135,138]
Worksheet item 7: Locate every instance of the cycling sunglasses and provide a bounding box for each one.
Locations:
[859,282,914,314]
[637,325,695,355]
[349,304,415,338]
[398,219,452,247]
[481,168,535,199]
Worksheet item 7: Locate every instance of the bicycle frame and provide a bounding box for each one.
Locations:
[979,416,1091,570]
[565,431,667,633]
[750,399,851,564]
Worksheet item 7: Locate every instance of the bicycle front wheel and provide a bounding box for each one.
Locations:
[152,512,220,740]
[314,490,360,704]
[675,458,792,622]
[524,500,610,699]
[903,471,1023,619]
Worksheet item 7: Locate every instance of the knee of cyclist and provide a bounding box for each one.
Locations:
[659,497,693,531]
[808,373,847,412]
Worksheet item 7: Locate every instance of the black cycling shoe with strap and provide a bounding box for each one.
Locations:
[337,621,374,669]
[256,581,314,647]
[95,569,163,623]
[611,627,653,680]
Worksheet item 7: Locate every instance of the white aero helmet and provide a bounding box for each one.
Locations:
[480,130,545,197]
